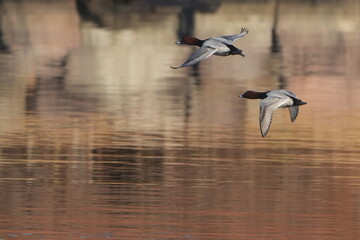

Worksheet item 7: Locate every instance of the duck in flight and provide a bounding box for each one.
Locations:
[239,90,307,137]
[170,28,249,69]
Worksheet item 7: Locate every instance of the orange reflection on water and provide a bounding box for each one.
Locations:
[0,0,360,240]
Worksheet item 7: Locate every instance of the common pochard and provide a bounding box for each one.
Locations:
[239,90,307,137]
[171,28,249,69]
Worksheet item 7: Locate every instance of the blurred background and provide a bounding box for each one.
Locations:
[0,0,359,239]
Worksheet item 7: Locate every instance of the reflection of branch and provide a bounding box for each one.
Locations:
[75,0,105,27]
[0,29,10,53]
[177,7,195,40]
[271,0,281,53]
[278,74,286,89]
[271,0,286,89]
[0,0,10,53]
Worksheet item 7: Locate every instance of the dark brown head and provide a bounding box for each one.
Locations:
[239,90,268,99]
[176,36,203,47]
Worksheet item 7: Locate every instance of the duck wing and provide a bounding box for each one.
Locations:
[221,27,249,42]
[288,106,299,122]
[268,89,298,99]
[259,97,292,137]
[170,46,218,69]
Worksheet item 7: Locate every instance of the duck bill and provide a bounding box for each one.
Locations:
[175,41,181,44]
[238,95,243,98]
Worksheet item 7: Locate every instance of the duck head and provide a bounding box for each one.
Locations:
[239,91,268,99]
[176,36,203,47]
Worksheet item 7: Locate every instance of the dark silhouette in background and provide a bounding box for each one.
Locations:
[271,0,287,89]
[271,0,281,53]
[0,0,10,53]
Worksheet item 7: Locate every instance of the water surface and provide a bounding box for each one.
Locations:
[0,0,360,239]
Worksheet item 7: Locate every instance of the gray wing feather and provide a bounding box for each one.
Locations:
[170,47,218,69]
[221,27,249,42]
[282,90,298,99]
[288,106,299,122]
[269,89,298,99]
[259,97,289,137]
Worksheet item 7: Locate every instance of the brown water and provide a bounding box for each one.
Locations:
[0,0,360,239]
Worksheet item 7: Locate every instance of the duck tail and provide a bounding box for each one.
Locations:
[293,99,307,106]
[229,45,245,57]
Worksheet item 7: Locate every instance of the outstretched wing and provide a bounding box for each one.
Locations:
[288,106,299,122]
[221,27,249,42]
[170,47,218,69]
[259,97,291,137]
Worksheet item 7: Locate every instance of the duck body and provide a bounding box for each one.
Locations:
[239,90,307,137]
[202,38,244,56]
[171,28,249,69]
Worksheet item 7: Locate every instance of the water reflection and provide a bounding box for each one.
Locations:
[0,0,360,239]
